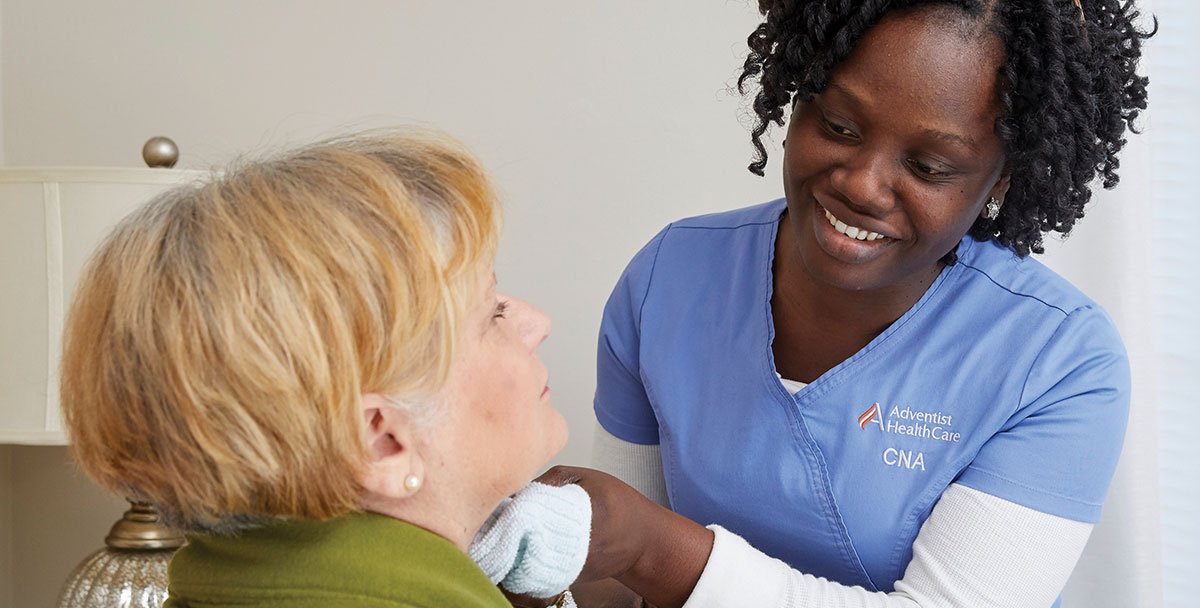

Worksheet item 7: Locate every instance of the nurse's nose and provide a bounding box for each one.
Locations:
[828,146,898,216]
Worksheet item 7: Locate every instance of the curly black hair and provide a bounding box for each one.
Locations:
[738,0,1154,256]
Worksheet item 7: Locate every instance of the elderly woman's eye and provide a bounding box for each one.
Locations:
[493,301,509,319]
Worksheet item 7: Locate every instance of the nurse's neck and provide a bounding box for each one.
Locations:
[772,213,944,344]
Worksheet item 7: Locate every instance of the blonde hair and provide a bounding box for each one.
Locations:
[60,130,500,528]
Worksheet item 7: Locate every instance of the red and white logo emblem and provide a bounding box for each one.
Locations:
[858,403,883,430]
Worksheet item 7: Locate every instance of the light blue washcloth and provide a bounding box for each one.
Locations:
[469,481,591,600]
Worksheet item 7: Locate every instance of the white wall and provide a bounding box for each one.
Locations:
[0,1,776,605]
[0,0,5,168]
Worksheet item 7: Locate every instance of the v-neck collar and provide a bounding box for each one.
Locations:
[759,200,967,408]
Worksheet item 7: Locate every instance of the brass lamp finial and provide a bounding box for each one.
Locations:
[104,501,185,550]
[142,136,179,168]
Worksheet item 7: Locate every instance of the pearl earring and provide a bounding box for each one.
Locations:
[403,474,422,492]
[983,197,1001,220]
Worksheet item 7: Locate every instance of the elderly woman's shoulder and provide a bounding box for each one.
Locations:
[165,513,509,608]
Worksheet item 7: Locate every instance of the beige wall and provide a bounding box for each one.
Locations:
[0,447,12,608]
[0,1,778,605]
[1,447,129,608]
[7,447,126,608]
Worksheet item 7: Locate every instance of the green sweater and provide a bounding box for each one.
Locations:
[164,512,509,608]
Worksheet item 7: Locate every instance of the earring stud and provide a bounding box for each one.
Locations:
[403,474,422,492]
[983,197,1001,220]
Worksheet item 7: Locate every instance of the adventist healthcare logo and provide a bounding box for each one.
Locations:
[856,402,962,443]
[858,403,883,430]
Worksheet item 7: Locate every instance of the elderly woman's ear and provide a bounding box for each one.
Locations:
[358,393,427,499]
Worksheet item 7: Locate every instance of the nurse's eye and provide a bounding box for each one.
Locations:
[822,118,859,140]
[816,112,864,140]
[906,157,952,180]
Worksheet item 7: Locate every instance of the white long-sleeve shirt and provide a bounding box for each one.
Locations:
[593,423,1093,608]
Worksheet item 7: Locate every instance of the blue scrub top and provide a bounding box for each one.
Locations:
[595,200,1129,593]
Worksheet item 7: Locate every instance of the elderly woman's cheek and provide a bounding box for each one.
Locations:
[511,382,568,470]
[474,363,566,481]
[542,398,569,459]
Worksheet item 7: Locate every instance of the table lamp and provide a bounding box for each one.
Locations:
[0,138,202,607]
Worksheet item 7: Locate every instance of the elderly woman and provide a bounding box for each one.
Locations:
[59,131,567,607]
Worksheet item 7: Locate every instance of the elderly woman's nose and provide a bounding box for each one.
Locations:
[513,297,551,349]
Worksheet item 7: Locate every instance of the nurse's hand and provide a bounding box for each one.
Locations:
[534,466,713,608]
[534,466,655,581]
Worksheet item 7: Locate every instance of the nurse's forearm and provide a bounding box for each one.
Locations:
[613,505,714,608]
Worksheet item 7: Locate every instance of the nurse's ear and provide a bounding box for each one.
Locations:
[981,169,1012,220]
[358,393,426,500]
[988,169,1012,207]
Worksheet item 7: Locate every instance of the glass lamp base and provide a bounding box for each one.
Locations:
[57,548,173,608]
[56,501,184,608]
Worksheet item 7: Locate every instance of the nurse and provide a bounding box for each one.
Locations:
[555,1,1154,607]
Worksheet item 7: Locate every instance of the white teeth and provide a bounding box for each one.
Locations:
[823,207,887,241]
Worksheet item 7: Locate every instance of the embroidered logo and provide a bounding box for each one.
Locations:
[853,403,962,443]
[883,447,926,471]
[857,403,883,430]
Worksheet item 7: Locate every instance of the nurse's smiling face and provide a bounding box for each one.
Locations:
[782,8,1011,294]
